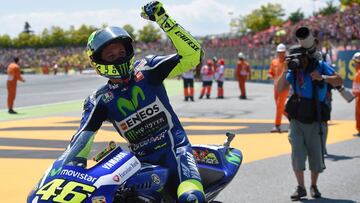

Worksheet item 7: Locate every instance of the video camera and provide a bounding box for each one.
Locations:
[286,26,320,71]
[286,26,355,103]
[286,45,307,70]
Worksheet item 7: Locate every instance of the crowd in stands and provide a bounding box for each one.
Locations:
[0,47,88,73]
[204,4,360,51]
[0,40,175,73]
[0,4,358,72]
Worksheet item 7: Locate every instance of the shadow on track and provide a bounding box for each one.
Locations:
[299,197,357,203]
[325,153,360,162]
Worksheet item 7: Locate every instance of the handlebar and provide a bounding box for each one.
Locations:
[223,132,236,148]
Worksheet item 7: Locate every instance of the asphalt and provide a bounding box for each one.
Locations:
[0,74,358,203]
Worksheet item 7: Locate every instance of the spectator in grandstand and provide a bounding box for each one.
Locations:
[235,52,251,99]
[7,57,25,114]
[353,52,360,137]
[215,58,225,99]
[199,59,214,99]
[268,43,289,133]
[182,68,196,102]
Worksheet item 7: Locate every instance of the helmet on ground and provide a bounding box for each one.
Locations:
[353,52,360,63]
[276,43,286,52]
[86,26,134,79]
[238,52,245,59]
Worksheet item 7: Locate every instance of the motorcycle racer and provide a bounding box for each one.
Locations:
[30,1,205,203]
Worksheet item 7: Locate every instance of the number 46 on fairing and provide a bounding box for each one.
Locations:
[36,179,95,202]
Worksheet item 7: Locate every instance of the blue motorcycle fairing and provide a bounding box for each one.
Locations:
[192,145,243,200]
[120,164,170,202]
[27,147,141,203]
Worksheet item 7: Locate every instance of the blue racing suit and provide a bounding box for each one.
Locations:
[59,16,204,201]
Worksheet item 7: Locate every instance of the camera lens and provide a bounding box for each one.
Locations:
[288,58,300,70]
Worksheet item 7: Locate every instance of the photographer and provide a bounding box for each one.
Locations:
[277,43,342,200]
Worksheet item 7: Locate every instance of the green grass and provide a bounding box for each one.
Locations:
[0,79,187,121]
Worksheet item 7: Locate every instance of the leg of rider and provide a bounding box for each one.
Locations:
[174,144,205,203]
[138,134,205,202]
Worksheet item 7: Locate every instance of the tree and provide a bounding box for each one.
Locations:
[340,0,360,6]
[242,3,285,32]
[317,0,339,16]
[229,15,249,34]
[123,24,136,40]
[69,24,97,46]
[39,28,52,47]
[49,26,68,46]
[23,21,34,34]
[137,23,161,43]
[288,8,304,24]
[0,34,12,48]
[12,32,41,48]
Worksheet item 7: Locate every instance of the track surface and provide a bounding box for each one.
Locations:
[0,74,358,202]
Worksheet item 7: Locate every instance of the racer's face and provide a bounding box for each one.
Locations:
[101,42,127,63]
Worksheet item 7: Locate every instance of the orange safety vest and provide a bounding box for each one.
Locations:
[268,58,289,90]
[7,63,24,84]
[353,69,360,97]
[235,60,250,79]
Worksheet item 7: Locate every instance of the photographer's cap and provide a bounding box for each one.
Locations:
[353,52,360,62]
[276,43,286,52]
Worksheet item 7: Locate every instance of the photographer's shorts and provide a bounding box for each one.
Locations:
[288,119,325,172]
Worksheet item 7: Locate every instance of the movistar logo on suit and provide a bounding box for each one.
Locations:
[117,86,145,116]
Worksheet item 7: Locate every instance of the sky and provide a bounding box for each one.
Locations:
[0,0,338,37]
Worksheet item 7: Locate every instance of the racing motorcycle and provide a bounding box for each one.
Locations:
[27,132,242,203]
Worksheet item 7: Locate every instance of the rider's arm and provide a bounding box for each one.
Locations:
[62,92,108,166]
[141,2,203,82]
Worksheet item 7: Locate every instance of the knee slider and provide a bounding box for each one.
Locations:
[177,179,205,203]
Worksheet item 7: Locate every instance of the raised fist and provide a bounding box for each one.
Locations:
[141,1,166,22]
